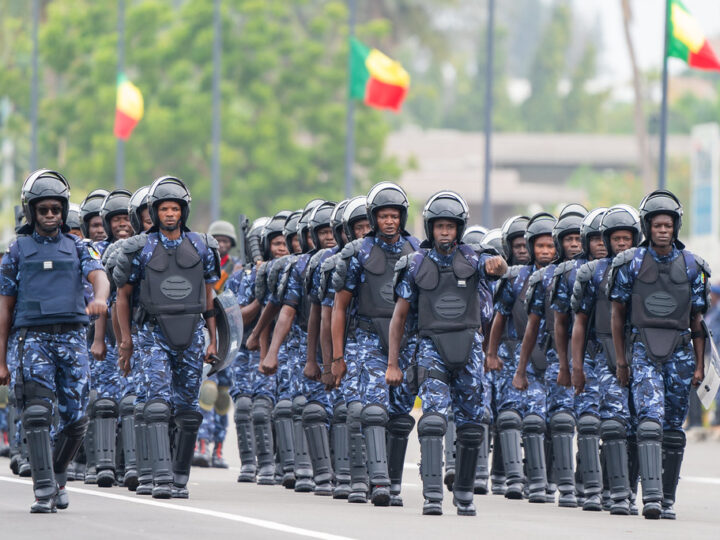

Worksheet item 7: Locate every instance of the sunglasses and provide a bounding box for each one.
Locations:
[36,206,63,216]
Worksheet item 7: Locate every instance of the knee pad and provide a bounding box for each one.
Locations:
[292,395,307,417]
[636,419,662,442]
[119,395,136,418]
[199,379,219,412]
[417,412,447,437]
[252,397,273,424]
[22,402,52,428]
[332,403,348,425]
[522,414,545,435]
[497,409,522,431]
[215,386,232,415]
[457,423,484,446]
[360,404,388,428]
[143,400,171,424]
[662,430,686,450]
[387,413,415,437]
[273,399,293,420]
[234,395,252,423]
[94,398,119,419]
[302,402,328,425]
[578,414,601,436]
[549,411,575,434]
[174,410,203,431]
[600,418,626,441]
[346,401,363,424]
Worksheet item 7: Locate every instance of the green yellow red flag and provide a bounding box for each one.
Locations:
[114,73,144,139]
[349,38,410,112]
[667,0,720,71]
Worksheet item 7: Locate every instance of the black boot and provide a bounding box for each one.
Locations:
[23,402,57,513]
[144,400,173,499]
[346,401,368,503]
[362,404,390,506]
[661,430,685,520]
[418,413,446,515]
[331,403,351,499]
[172,409,203,498]
[453,424,483,516]
[387,413,414,506]
[303,402,333,496]
[119,395,139,491]
[578,415,603,511]
[93,398,119,488]
[523,414,547,503]
[253,397,276,486]
[550,412,577,507]
[637,420,663,519]
[273,399,296,489]
[497,410,524,499]
[52,416,89,510]
[234,395,256,482]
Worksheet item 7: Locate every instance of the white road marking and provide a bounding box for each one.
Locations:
[682,476,720,486]
[0,476,356,540]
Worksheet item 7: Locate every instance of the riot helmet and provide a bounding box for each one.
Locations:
[247,216,270,263]
[100,189,132,242]
[309,201,337,250]
[66,203,82,232]
[552,211,584,261]
[600,204,642,256]
[128,185,150,234]
[297,199,324,253]
[147,175,191,231]
[330,199,349,247]
[501,215,530,264]
[579,207,607,257]
[208,220,238,247]
[638,189,683,244]
[283,210,302,253]
[480,228,503,256]
[20,169,71,234]
[558,203,588,219]
[422,190,469,244]
[462,225,488,247]
[343,196,369,241]
[366,182,409,233]
[525,212,557,265]
[262,211,291,259]
[80,188,110,237]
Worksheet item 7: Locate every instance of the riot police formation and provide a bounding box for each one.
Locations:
[0,172,714,523]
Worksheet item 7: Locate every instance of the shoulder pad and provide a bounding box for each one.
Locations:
[121,233,148,254]
[611,247,637,269]
[321,253,338,274]
[276,257,296,300]
[304,249,327,294]
[101,240,121,267]
[505,264,523,280]
[528,267,546,287]
[693,253,712,278]
[255,261,269,301]
[202,233,219,250]
[553,260,573,278]
[340,238,362,261]
[201,233,221,277]
[392,252,420,301]
[575,260,597,284]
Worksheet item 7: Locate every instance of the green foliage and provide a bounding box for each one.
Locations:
[1,0,401,229]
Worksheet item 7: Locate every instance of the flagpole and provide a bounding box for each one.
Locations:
[482,0,495,228]
[115,0,125,189]
[344,0,356,199]
[658,0,670,190]
[30,0,39,172]
[211,0,221,221]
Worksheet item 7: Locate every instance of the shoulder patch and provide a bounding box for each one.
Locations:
[88,244,102,261]
[693,253,712,278]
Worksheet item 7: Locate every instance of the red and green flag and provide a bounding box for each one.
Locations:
[667,0,720,71]
[349,37,410,112]
[113,73,144,139]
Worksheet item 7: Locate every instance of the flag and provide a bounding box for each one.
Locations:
[667,0,720,71]
[349,37,410,112]
[114,73,144,139]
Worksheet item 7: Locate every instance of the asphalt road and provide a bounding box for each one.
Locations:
[2,427,720,540]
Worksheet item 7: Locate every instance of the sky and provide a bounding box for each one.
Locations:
[580,0,720,84]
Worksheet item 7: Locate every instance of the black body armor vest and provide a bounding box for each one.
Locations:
[140,236,206,350]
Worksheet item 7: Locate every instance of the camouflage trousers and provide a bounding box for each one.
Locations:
[630,338,695,431]
[275,341,294,402]
[545,350,574,418]
[230,349,260,400]
[198,408,228,443]
[340,337,362,405]
[141,322,205,412]
[574,353,601,418]
[417,334,486,428]
[493,341,523,413]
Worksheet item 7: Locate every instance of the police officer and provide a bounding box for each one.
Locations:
[322,196,372,503]
[484,215,532,500]
[79,189,110,243]
[608,190,709,520]
[66,203,83,238]
[114,176,220,499]
[571,204,642,515]
[0,169,110,512]
[515,207,585,507]
[331,182,421,507]
[390,191,506,516]
[208,220,239,291]
[551,207,608,511]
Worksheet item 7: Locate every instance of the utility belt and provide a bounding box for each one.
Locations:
[17,322,85,334]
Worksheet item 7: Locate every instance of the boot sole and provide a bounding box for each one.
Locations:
[643,504,662,520]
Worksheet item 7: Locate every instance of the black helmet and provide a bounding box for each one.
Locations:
[422,190,469,243]
[558,203,588,219]
[343,196,368,241]
[480,228,503,255]
[309,201,336,250]
[462,225,488,247]
[552,211,584,261]
[247,216,270,263]
[101,189,131,241]
[298,199,324,253]
[580,207,607,257]
[600,204,642,256]
[80,188,110,237]
[262,211,291,259]
[21,169,71,233]
[128,185,150,234]
[147,175,191,231]
[66,203,82,231]
[366,182,408,233]
[283,210,302,253]
[331,199,349,247]
[638,189,683,244]
[501,215,530,263]
[525,212,557,264]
